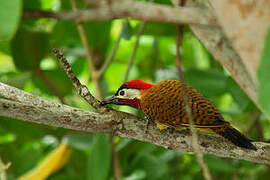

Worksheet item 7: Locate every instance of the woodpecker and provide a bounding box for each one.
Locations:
[101,79,257,150]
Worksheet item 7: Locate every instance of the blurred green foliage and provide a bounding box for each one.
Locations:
[0,0,22,41]
[258,29,270,118]
[0,0,270,180]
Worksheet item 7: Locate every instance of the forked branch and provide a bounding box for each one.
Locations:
[0,50,270,165]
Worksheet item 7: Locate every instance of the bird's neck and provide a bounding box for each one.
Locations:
[121,88,152,110]
[135,88,152,110]
[119,98,142,110]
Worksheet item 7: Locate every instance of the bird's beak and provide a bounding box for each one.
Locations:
[100,96,120,106]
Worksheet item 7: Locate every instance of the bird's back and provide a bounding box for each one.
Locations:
[140,80,227,129]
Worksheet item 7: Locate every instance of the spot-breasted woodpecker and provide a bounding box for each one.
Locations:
[101,79,257,150]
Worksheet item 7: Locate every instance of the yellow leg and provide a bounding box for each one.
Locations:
[156,122,169,130]
[197,128,214,133]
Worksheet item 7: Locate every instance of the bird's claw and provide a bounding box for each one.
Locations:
[144,116,151,134]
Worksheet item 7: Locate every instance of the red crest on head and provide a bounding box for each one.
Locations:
[125,79,154,90]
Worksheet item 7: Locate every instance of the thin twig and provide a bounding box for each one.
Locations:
[123,0,159,131]
[123,0,157,82]
[174,0,212,179]
[52,48,105,112]
[70,0,95,72]
[176,29,212,180]
[123,21,146,82]
[97,21,123,77]
[255,120,265,141]
[245,111,261,135]
[70,0,104,99]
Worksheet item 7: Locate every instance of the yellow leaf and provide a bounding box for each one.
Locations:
[18,143,72,180]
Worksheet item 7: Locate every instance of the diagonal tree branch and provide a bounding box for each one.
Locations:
[97,22,123,77]
[52,49,104,111]
[70,0,104,101]
[22,0,218,27]
[185,0,259,110]
[0,85,269,165]
[123,0,155,82]
[70,0,96,76]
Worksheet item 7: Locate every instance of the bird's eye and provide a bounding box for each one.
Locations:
[119,90,125,96]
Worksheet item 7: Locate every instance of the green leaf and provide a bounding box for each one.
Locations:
[63,134,93,151]
[14,142,43,175]
[139,22,176,37]
[0,133,16,144]
[134,155,168,179]
[185,68,227,98]
[258,29,270,118]
[59,0,85,10]
[51,21,81,47]
[122,20,133,40]
[205,156,237,173]
[0,41,11,54]
[182,28,211,68]
[0,72,31,89]
[52,21,112,56]
[84,21,112,55]
[87,133,111,180]
[0,0,22,41]
[21,0,42,28]
[0,117,47,143]
[125,169,146,180]
[71,58,87,76]
[154,0,172,5]
[11,27,49,71]
[32,69,73,96]
[23,0,41,10]
[226,77,251,110]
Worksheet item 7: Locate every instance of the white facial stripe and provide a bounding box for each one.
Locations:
[117,89,141,99]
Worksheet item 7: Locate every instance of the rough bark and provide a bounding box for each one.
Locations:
[0,82,270,165]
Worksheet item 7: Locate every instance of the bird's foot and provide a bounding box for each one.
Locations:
[156,122,169,131]
[144,116,151,134]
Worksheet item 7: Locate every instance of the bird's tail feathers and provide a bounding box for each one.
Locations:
[213,125,257,150]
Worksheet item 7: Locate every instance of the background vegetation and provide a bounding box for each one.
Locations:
[0,0,270,179]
